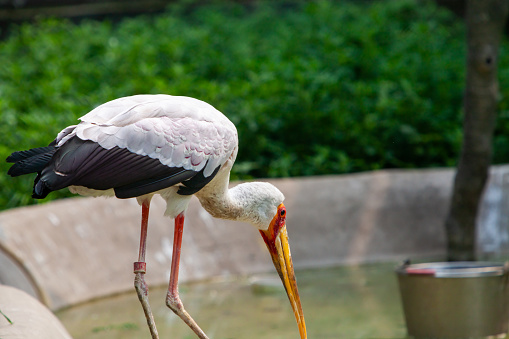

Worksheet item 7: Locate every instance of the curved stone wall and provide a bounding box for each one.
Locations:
[0,166,508,310]
[0,285,72,339]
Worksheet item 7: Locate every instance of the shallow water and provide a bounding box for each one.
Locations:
[57,263,407,339]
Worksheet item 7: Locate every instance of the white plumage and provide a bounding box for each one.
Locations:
[7,94,306,339]
[61,95,237,177]
[60,95,239,219]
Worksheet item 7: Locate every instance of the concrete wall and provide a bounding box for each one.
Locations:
[1,166,508,310]
[0,285,72,339]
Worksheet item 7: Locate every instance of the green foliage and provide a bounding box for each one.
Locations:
[0,0,507,209]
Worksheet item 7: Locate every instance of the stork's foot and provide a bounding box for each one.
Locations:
[134,263,159,339]
[166,291,209,339]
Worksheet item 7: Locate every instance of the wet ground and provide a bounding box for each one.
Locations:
[57,263,407,339]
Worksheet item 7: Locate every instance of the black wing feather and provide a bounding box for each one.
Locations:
[29,136,220,200]
[177,165,221,195]
[38,137,186,190]
[7,147,57,177]
[115,170,196,199]
[6,146,55,163]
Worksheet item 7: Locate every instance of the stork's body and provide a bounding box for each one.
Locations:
[7,95,307,339]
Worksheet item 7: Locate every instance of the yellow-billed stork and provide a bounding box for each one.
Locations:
[6,94,307,339]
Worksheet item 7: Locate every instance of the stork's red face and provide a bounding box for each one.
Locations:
[259,203,307,339]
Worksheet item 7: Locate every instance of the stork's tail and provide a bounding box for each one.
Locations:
[6,146,57,199]
[7,146,56,176]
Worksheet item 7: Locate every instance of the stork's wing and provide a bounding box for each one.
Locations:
[59,95,238,178]
[35,136,217,199]
[22,95,237,199]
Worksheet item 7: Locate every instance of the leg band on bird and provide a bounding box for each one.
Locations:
[133,201,159,339]
[134,261,147,274]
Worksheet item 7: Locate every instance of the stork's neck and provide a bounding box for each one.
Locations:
[195,166,284,230]
[195,166,243,221]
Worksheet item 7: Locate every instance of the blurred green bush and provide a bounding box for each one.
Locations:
[1,0,508,209]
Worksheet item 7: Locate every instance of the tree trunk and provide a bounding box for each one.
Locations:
[445,0,508,261]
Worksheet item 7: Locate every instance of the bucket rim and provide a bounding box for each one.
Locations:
[396,261,509,278]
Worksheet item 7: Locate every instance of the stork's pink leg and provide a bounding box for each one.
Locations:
[134,201,159,339]
[166,213,209,339]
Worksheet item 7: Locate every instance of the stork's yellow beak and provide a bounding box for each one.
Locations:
[260,204,307,339]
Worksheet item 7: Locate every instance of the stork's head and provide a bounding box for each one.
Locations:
[259,202,307,339]
[213,182,306,338]
[234,182,307,339]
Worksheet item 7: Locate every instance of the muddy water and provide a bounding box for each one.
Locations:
[57,263,407,339]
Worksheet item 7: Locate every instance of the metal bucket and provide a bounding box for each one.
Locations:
[396,262,509,338]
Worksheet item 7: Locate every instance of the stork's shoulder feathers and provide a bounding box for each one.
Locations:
[59,95,238,177]
[79,94,233,126]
